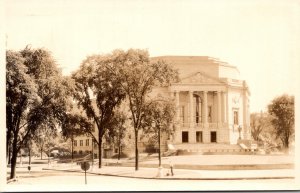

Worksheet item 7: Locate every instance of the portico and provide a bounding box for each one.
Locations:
[172,87,229,144]
[151,56,251,148]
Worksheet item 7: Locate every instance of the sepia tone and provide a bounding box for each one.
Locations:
[2,0,300,192]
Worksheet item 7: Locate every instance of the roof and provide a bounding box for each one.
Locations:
[150,56,236,68]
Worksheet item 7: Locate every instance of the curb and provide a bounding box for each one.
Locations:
[42,168,295,181]
[107,163,294,170]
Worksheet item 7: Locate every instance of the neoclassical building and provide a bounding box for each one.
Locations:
[72,56,251,157]
[151,56,251,148]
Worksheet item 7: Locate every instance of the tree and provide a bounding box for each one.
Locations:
[72,55,126,168]
[142,97,176,167]
[33,123,57,160]
[268,94,294,149]
[106,109,128,160]
[250,112,272,141]
[6,50,39,178]
[61,112,93,160]
[6,47,70,179]
[107,49,179,170]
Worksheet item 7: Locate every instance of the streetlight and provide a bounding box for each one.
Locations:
[152,120,163,177]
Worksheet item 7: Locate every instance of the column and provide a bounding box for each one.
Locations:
[189,91,194,128]
[203,91,208,125]
[217,91,222,124]
[203,91,209,143]
[222,91,226,123]
[175,91,180,123]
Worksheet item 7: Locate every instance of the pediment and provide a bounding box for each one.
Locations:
[180,72,223,84]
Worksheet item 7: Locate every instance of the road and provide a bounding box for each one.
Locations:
[5,170,297,191]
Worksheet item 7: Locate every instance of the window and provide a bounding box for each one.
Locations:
[74,140,77,147]
[86,139,89,146]
[180,106,185,124]
[211,131,217,143]
[182,131,189,143]
[208,106,212,123]
[234,110,239,125]
[196,131,203,143]
[80,140,83,146]
[73,151,77,154]
[79,150,82,154]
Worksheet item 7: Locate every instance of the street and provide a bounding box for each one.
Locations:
[5,169,297,191]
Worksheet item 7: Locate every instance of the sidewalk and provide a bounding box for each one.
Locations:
[43,164,295,180]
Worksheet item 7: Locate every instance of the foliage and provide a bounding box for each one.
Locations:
[250,112,273,141]
[142,97,176,139]
[106,49,179,170]
[105,109,128,160]
[268,94,294,149]
[6,47,70,179]
[71,54,126,168]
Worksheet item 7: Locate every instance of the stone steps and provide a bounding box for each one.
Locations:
[171,143,253,155]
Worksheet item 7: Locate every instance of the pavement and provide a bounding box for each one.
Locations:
[39,154,295,180]
[42,164,295,180]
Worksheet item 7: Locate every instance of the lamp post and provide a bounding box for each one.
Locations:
[152,120,163,177]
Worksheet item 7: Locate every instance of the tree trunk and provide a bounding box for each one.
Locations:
[158,126,161,167]
[118,144,121,160]
[10,135,19,179]
[135,130,139,171]
[71,138,74,160]
[98,138,102,168]
[29,146,31,165]
[8,147,11,165]
[40,147,43,160]
[118,135,121,160]
[6,132,11,165]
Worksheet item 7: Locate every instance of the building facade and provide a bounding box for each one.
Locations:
[151,56,251,147]
[72,56,251,156]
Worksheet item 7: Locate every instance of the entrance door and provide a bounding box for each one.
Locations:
[182,131,189,143]
[210,131,217,143]
[196,131,203,143]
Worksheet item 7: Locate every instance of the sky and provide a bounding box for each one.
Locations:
[4,0,300,113]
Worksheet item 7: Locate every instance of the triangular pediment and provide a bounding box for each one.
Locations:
[180,72,223,84]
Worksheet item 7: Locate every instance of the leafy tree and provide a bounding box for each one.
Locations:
[33,123,57,160]
[107,49,179,170]
[6,47,70,179]
[6,50,39,178]
[106,109,128,160]
[250,112,272,141]
[72,55,126,168]
[268,94,294,149]
[142,97,176,167]
[61,112,93,160]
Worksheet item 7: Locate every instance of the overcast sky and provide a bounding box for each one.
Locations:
[4,0,300,113]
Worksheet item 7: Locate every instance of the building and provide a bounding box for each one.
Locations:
[151,56,251,151]
[73,56,251,156]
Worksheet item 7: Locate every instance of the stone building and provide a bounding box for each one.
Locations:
[151,56,251,150]
[72,56,251,157]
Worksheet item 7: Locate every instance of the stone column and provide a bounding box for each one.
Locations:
[222,91,226,123]
[203,91,208,125]
[217,91,222,124]
[175,91,180,120]
[189,91,194,128]
[203,91,209,143]
[174,91,180,143]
